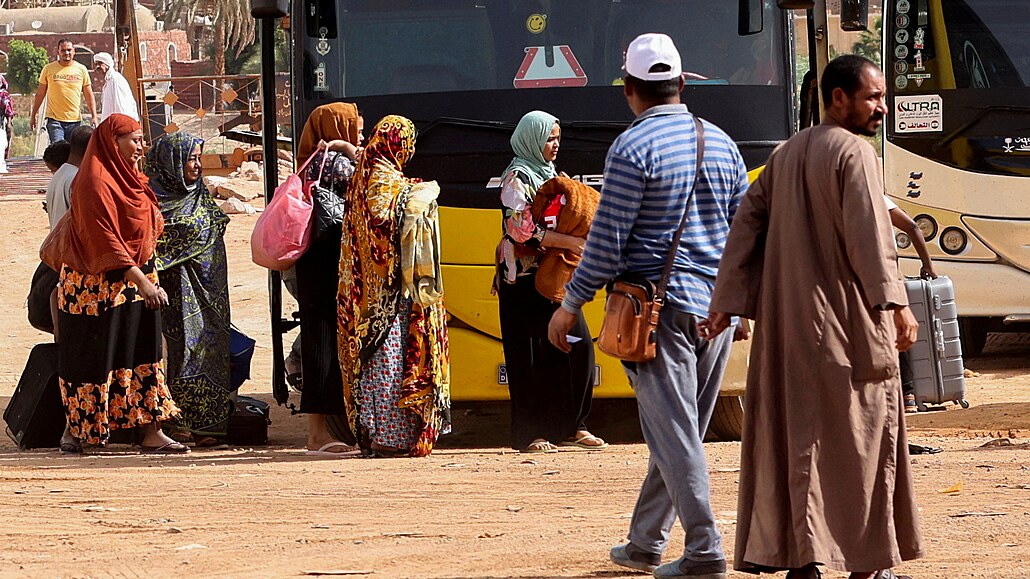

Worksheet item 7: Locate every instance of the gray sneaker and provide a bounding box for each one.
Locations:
[610,543,661,573]
[652,557,727,579]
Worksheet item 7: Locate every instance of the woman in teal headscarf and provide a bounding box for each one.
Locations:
[145,132,232,447]
[495,110,606,454]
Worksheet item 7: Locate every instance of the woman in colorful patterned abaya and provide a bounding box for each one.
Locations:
[337,115,450,457]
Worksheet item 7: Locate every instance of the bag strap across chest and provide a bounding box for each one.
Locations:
[654,115,706,308]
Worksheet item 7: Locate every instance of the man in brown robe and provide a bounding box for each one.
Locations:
[699,55,924,578]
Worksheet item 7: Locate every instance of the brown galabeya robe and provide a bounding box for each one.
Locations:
[710,119,924,573]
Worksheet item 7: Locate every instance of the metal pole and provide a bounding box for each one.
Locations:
[258,16,288,405]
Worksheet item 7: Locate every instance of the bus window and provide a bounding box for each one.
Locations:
[298,0,787,100]
[941,0,1029,89]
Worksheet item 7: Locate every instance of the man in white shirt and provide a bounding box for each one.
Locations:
[45,124,92,229]
[92,52,140,122]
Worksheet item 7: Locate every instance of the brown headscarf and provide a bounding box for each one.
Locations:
[296,102,360,161]
[51,114,163,274]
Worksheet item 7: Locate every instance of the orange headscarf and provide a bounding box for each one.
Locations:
[296,102,360,161]
[59,114,163,273]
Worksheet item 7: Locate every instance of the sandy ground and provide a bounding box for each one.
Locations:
[1,189,1028,578]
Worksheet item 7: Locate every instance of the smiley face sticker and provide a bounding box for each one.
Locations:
[527,13,547,34]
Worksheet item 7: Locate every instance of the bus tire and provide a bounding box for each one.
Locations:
[959,317,989,358]
[325,414,357,446]
[705,395,744,442]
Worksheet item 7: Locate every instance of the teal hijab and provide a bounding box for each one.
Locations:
[503,110,558,192]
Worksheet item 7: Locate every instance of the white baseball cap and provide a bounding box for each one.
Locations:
[624,33,682,81]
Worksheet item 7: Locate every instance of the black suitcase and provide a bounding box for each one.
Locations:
[4,343,65,449]
[226,395,270,445]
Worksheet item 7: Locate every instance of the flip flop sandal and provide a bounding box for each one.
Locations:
[305,441,361,458]
[140,441,191,454]
[560,434,609,450]
[876,571,912,579]
[521,441,559,454]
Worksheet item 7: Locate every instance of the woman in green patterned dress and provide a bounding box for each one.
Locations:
[145,132,233,447]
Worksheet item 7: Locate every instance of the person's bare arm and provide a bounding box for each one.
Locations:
[124,266,167,310]
[541,231,585,255]
[889,207,937,278]
[29,83,47,130]
[83,83,98,126]
[323,139,359,160]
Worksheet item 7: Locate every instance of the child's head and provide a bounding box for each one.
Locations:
[43,140,72,173]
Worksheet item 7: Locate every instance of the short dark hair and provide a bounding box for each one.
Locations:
[57,38,73,49]
[624,69,680,101]
[820,54,878,104]
[68,125,93,157]
[43,140,71,167]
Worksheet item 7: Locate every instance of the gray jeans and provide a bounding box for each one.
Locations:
[624,308,733,563]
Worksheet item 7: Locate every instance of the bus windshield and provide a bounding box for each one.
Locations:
[299,0,786,100]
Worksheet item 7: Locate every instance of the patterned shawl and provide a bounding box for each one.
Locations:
[337,115,450,456]
[144,132,229,270]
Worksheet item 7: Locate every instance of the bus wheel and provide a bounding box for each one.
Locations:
[705,395,744,442]
[959,317,989,358]
[325,414,357,446]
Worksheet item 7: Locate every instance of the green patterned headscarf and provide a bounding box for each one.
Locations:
[503,110,558,192]
[144,132,229,270]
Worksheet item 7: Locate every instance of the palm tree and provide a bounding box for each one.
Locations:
[156,0,255,75]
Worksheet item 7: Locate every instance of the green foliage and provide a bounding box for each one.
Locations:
[225,24,289,75]
[7,40,49,95]
[9,114,35,157]
[852,16,883,66]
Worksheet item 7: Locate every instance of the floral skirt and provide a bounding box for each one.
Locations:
[57,261,179,445]
[357,299,422,450]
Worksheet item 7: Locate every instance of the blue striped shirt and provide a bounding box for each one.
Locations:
[562,104,749,318]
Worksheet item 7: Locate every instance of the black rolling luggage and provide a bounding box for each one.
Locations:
[4,343,64,449]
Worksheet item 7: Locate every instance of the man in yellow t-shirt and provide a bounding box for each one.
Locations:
[29,39,98,144]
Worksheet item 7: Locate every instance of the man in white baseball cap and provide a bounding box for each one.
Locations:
[623,32,683,81]
[549,31,749,579]
[93,52,140,122]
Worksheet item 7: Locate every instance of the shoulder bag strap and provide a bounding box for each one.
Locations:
[654,115,706,306]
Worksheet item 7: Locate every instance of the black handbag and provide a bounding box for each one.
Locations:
[309,153,345,243]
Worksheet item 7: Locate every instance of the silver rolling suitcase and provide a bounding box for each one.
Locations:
[904,276,968,411]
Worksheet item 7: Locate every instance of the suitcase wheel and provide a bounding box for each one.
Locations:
[957,399,970,409]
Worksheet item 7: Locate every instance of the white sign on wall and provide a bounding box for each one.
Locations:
[894,94,943,133]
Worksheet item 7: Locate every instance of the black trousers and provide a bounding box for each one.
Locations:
[497,274,595,450]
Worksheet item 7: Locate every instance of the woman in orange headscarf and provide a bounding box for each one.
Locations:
[338,115,450,457]
[45,114,186,454]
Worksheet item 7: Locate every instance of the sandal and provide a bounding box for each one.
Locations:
[560,434,609,450]
[521,440,558,454]
[904,394,918,413]
[140,441,191,454]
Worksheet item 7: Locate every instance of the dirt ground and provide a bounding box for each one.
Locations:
[1,188,1028,578]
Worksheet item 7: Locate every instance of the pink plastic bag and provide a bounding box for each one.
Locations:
[250,151,319,270]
